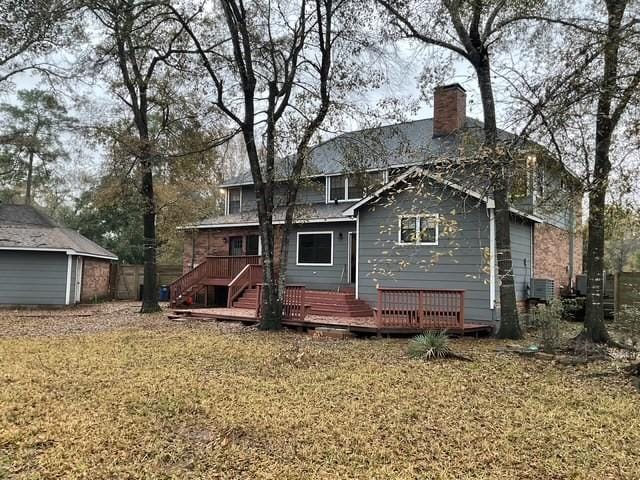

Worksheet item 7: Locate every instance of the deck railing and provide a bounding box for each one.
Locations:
[255,283,307,321]
[170,255,262,305]
[205,255,262,279]
[376,287,465,330]
[227,264,263,307]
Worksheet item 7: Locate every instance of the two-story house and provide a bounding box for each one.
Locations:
[178,84,582,325]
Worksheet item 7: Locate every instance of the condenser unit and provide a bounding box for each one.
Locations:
[530,278,555,302]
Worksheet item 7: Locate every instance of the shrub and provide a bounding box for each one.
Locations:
[407,331,454,360]
[533,299,564,354]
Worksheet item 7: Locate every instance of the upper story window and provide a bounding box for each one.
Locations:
[227,187,242,214]
[398,214,439,246]
[327,170,387,202]
[511,155,537,201]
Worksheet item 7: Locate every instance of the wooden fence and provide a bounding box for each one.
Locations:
[111,264,182,300]
[613,272,640,311]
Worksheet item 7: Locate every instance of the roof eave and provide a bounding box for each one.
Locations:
[0,245,118,260]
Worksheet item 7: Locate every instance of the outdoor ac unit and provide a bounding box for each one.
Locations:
[530,278,555,302]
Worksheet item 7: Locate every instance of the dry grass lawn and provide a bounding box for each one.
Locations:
[1,302,639,479]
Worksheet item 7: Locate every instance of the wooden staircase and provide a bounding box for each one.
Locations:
[170,255,261,308]
[232,287,373,317]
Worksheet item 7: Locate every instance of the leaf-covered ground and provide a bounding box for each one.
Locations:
[1,303,639,479]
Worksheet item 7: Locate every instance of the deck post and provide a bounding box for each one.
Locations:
[376,288,383,336]
[459,290,465,329]
[418,290,425,326]
[255,283,262,318]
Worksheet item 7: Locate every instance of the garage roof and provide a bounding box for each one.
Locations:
[0,204,118,260]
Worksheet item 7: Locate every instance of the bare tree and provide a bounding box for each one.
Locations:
[505,0,640,343]
[580,0,640,342]
[376,0,556,339]
[172,0,353,329]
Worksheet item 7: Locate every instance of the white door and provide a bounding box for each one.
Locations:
[74,257,83,303]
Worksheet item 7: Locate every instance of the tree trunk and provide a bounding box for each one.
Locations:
[494,186,521,339]
[474,57,521,339]
[140,156,160,313]
[258,214,283,330]
[583,125,612,342]
[25,151,34,206]
[582,0,627,343]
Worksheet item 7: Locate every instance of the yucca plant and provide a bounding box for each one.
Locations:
[407,331,470,361]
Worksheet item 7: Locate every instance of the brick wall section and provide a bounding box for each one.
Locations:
[182,226,283,273]
[533,223,583,295]
[81,258,111,302]
[433,84,466,137]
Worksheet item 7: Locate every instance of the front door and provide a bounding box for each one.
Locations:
[348,232,356,284]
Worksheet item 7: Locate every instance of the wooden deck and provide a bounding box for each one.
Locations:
[169,307,493,336]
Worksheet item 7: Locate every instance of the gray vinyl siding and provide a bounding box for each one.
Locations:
[285,222,355,290]
[357,183,494,322]
[510,218,533,301]
[0,251,68,305]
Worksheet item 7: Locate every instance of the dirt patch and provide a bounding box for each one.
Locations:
[0,302,169,338]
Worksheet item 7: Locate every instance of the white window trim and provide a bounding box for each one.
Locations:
[397,214,439,246]
[296,231,334,266]
[225,187,242,215]
[326,170,388,204]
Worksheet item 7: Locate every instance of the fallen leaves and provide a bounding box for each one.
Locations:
[0,303,639,479]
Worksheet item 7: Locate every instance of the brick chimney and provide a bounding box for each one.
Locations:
[433,84,466,137]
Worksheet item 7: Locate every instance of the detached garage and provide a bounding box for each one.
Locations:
[0,204,118,306]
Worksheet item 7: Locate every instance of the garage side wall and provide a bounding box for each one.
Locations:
[0,251,68,305]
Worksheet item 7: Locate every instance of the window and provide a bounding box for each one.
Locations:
[398,215,438,245]
[297,232,333,265]
[228,236,243,256]
[328,171,386,202]
[246,235,260,255]
[227,188,241,214]
[329,175,346,201]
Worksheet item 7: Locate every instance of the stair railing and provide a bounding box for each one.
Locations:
[169,261,209,306]
[227,264,263,307]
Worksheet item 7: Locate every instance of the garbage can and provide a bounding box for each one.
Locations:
[159,285,170,301]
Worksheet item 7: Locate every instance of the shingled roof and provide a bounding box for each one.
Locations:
[187,202,357,229]
[0,204,118,260]
[219,117,518,187]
